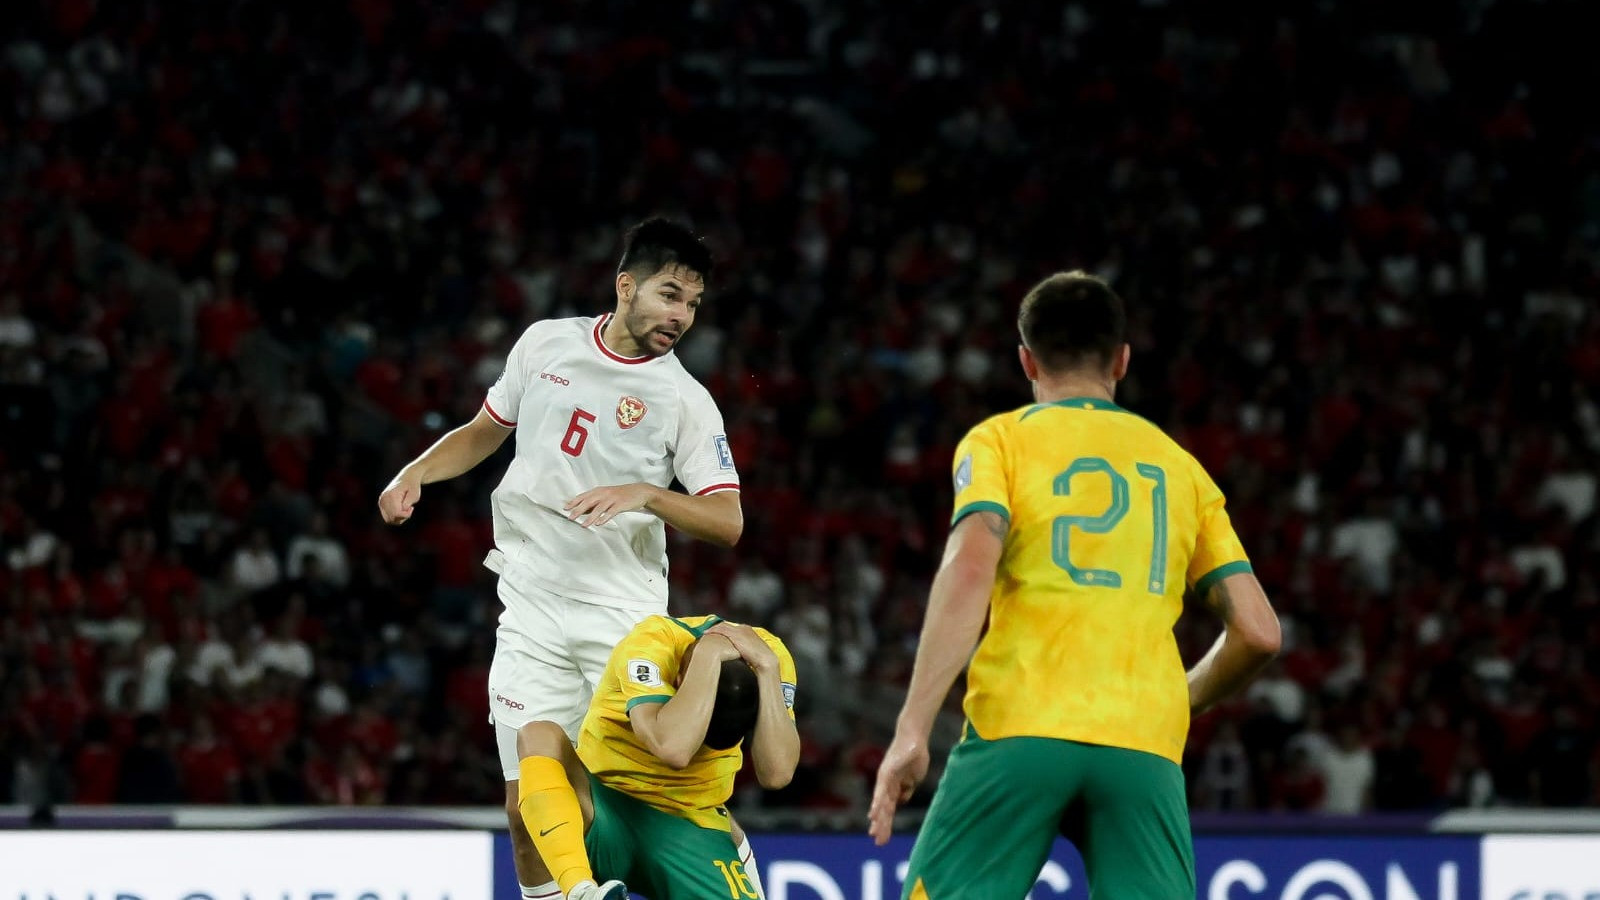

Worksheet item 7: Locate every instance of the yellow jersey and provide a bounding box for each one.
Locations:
[577,614,797,831]
[950,397,1251,764]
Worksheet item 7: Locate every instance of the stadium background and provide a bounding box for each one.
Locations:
[0,0,1597,889]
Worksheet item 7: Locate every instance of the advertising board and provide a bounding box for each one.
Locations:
[489,832,1480,899]
[1482,836,1600,900]
[0,831,492,900]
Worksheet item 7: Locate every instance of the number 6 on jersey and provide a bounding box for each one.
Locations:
[561,407,597,457]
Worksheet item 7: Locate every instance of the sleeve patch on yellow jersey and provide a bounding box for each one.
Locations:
[627,658,665,687]
[781,682,796,709]
[954,454,973,492]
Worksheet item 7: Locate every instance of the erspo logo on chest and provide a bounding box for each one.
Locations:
[616,395,648,429]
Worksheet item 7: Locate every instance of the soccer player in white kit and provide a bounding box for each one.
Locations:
[377,220,752,900]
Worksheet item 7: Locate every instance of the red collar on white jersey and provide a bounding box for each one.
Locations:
[592,314,656,365]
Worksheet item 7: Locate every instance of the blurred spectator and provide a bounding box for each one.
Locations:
[1285,706,1334,774]
[237,744,310,806]
[1318,724,1376,815]
[1245,662,1307,727]
[12,735,70,816]
[1373,722,1431,810]
[178,716,241,803]
[384,632,431,696]
[1536,439,1597,524]
[272,368,329,440]
[0,294,37,350]
[1529,705,1592,807]
[72,717,120,804]
[1269,746,1326,812]
[133,634,177,713]
[184,619,238,690]
[1509,521,1567,593]
[1322,629,1368,700]
[306,746,385,806]
[727,555,785,624]
[1196,720,1253,812]
[1328,498,1401,594]
[1449,745,1497,809]
[772,583,831,677]
[6,515,59,572]
[286,514,349,588]
[227,529,281,596]
[257,614,314,682]
[310,658,353,719]
[115,714,181,803]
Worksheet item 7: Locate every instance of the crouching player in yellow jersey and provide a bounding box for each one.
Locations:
[869,272,1283,898]
[515,615,799,900]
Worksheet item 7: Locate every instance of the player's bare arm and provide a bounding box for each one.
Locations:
[869,509,1006,846]
[628,634,741,769]
[565,485,742,547]
[707,623,799,789]
[1186,572,1282,714]
[378,407,513,524]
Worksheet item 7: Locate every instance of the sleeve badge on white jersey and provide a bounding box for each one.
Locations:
[627,658,665,687]
[954,453,973,493]
[617,395,648,429]
[713,434,734,470]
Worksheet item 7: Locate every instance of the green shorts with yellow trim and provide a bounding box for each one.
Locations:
[585,774,757,900]
[904,727,1194,900]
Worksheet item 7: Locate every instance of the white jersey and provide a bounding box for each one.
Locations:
[482,314,739,610]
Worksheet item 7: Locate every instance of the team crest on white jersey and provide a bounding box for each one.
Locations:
[616,395,647,429]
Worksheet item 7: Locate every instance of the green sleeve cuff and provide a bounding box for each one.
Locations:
[625,694,672,712]
[1192,561,1253,598]
[950,500,1010,529]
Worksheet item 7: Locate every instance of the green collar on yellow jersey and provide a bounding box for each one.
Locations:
[1020,396,1125,419]
[669,615,724,639]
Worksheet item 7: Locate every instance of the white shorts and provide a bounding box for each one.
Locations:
[487,570,656,780]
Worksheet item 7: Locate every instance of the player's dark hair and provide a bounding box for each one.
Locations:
[1016,270,1126,372]
[617,217,713,284]
[703,659,760,750]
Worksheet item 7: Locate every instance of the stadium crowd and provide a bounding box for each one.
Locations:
[1,0,1598,819]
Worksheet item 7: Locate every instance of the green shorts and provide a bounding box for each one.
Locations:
[904,728,1194,900]
[585,774,757,900]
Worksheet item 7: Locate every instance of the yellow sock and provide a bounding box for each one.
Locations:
[518,756,592,894]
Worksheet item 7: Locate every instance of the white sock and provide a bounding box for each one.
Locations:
[521,881,561,900]
[737,835,767,900]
